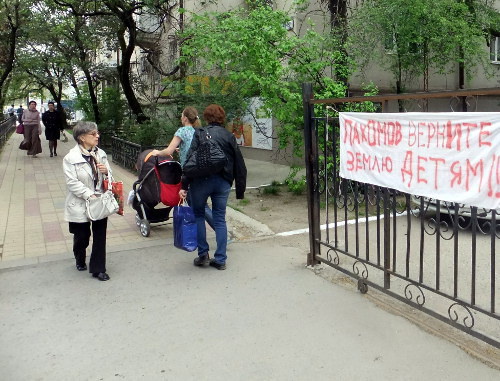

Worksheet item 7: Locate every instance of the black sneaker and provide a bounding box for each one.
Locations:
[193,254,209,267]
[209,259,226,270]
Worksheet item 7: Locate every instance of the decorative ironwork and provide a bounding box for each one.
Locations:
[353,261,369,279]
[404,284,426,306]
[448,303,475,329]
[326,249,339,265]
[449,96,478,112]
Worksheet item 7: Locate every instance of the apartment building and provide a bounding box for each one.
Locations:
[131,0,500,160]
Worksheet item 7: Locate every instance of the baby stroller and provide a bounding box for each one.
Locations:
[132,149,183,237]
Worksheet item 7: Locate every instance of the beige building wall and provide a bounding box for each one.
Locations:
[348,0,500,93]
[132,1,500,162]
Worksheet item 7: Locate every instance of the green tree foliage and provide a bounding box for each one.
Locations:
[180,3,354,154]
[348,0,499,94]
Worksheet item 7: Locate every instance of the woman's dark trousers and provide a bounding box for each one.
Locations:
[69,218,108,273]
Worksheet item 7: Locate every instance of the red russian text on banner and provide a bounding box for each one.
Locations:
[339,112,500,211]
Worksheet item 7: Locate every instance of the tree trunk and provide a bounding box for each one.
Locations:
[69,73,81,98]
[115,12,148,123]
[458,47,467,111]
[0,3,20,110]
[82,68,101,123]
[326,0,348,86]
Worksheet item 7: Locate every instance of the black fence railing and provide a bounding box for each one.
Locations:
[302,84,500,349]
[110,136,165,171]
[0,115,16,148]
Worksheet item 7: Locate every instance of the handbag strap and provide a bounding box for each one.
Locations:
[104,174,113,191]
[103,160,114,191]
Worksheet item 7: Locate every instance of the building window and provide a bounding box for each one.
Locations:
[490,36,500,63]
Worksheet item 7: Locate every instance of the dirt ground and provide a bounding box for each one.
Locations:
[227,184,310,235]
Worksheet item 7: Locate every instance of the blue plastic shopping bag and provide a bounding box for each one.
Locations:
[173,201,198,252]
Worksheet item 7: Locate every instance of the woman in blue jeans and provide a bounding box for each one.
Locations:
[150,106,219,233]
[179,104,247,270]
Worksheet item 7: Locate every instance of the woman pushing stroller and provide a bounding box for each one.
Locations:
[150,106,215,231]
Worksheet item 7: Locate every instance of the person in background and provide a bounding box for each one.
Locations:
[16,104,24,122]
[7,104,15,117]
[42,101,64,157]
[20,100,42,158]
[180,104,247,270]
[63,121,112,281]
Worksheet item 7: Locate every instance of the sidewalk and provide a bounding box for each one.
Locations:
[1,240,499,380]
[0,131,294,267]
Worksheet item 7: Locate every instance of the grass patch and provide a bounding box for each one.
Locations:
[262,183,281,195]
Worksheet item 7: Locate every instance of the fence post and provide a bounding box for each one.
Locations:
[383,188,391,289]
[302,83,321,266]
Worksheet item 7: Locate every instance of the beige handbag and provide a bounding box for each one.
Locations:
[85,175,119,221]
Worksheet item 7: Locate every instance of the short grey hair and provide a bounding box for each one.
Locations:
[73,121,97,144]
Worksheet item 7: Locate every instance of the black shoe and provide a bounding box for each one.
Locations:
[92,272,110,281]
[76,263,87,271]
[50,153,53,157]
[54,152,57,157]
[193,254,209,267]
[209,259,226,270]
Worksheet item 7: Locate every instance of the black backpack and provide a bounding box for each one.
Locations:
[183,127,227,178]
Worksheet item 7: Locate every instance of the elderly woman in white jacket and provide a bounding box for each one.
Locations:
[63,121,112,281]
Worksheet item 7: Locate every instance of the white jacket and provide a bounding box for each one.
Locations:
[63,144,112,222]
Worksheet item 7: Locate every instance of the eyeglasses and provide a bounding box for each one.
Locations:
[87,131,99,136]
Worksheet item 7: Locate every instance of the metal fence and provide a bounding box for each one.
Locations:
[110,136,165,171]
[0,115,16,148]
[302,84,500,348]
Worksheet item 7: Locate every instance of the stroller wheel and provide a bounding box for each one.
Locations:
[140,220,150,237]
[135,213,141,226]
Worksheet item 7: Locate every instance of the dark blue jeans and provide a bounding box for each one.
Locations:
[189,175,231,264]
[187,192,214,230]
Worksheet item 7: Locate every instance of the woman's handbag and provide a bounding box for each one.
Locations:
[85,175,120,221]
[103,178,124,215]
[16,123,24,134]
[173,199,198,252]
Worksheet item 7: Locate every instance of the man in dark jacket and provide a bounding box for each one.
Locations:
[41,101,63,157]
[180,104,247,270]
[16,105,24,122]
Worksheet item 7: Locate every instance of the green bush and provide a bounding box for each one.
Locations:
[285,166,306,195]
[262,180,281,195]
[121,117,178,147]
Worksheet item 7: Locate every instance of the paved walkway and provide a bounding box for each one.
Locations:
[0,132,163,266]
[0,131,294,268]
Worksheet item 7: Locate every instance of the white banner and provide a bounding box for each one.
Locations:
[339,112,500,210]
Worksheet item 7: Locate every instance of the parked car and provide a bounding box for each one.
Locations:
[411,195,499,233]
